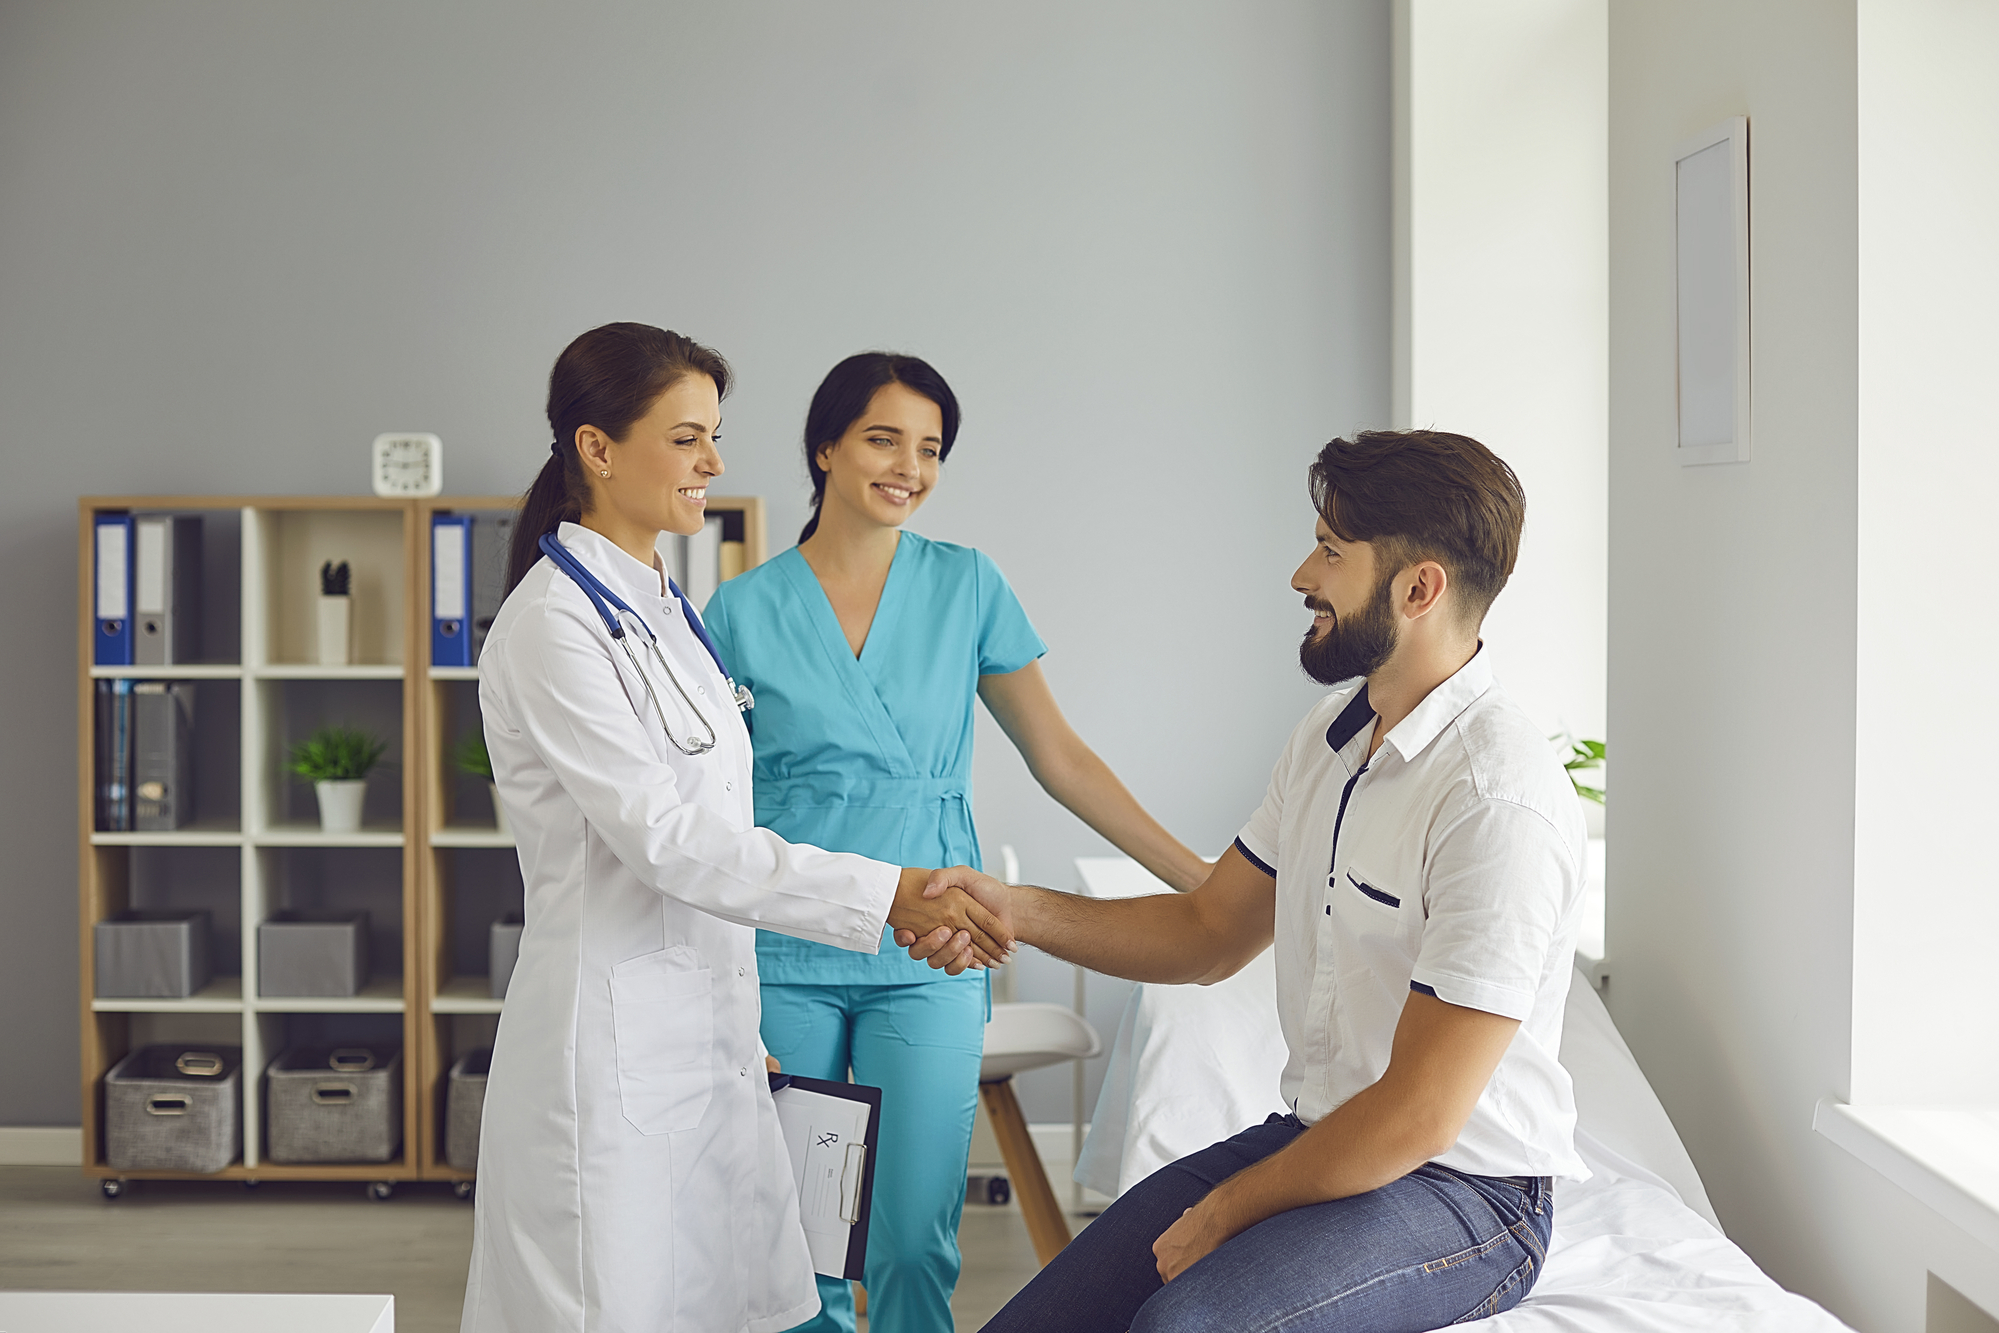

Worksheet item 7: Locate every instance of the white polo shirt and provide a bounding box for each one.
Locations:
[1234,651,1589,1181]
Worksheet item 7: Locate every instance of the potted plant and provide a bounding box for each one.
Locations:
[1562,737,1605,805]
[288,725,388,834]
[317,560,352,666]
[454,732,507,838]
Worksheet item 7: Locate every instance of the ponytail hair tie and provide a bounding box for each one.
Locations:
[550,439,564,458]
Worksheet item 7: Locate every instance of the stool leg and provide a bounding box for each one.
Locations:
[979,1077,1071,1265]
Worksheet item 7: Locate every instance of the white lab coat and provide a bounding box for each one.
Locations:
[461,523,897,1333]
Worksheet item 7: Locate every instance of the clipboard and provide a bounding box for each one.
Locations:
[769,1072,883,1280]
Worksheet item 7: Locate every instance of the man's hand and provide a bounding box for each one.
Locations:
[1152,1200,1235,1282]
[893,867,1016,970]
[887,867,1011,974]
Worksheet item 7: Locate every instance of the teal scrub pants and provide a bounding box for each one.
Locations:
[762,979,987,1333]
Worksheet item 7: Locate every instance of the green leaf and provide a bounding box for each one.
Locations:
[287,725,388,783]
[454,732,492,780]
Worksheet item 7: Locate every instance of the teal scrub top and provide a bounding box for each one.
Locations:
[703,531,1047,985]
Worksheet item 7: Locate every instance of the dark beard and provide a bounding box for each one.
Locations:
[1299,572,1398,686]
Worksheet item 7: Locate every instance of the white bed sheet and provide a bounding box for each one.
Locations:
[1076,962,1852,1331]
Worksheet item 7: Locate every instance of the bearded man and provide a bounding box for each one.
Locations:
[914,429,1588,1333]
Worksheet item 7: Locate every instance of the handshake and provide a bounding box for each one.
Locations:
[886,866,1015,976]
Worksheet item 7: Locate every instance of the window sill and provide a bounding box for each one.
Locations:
[1814,1099,1999,1253]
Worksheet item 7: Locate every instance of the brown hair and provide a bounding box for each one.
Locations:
[1307,429,1526,623]
[506,323,732,593]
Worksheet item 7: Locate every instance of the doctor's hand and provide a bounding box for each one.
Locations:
[887,867,1012,974]
[894,867,1016,971]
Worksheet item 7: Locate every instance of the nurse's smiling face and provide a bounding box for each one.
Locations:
[578,372,725,544]
[814,382,943,531]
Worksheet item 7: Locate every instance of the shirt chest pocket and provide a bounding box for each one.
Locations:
[1334,868,1413,936]
[610,947,714,1135]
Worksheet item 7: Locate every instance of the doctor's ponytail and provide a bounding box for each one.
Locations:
[507,324,732,594]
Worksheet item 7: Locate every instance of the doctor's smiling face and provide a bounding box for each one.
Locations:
[813,381,944,532]
[577,371,725,544]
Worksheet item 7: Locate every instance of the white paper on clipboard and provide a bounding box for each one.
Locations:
[772,1082,874,1277]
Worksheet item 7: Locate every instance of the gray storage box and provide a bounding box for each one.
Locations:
[266,1046,403,1164]
[445,1047,492,1172]
[95,909,213,999]
[488,915,523,999]
[259,911,369,997]
[104,1045,241,1173]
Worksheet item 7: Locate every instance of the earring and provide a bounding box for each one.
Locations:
[599,470,610,478]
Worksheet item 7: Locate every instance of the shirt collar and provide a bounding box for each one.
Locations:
[555,521,669,603]
[1378,647,1493,762]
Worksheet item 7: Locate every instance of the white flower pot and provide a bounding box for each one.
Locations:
[317,595,352,666]
[314,779,367,834]
[489,782,511,839]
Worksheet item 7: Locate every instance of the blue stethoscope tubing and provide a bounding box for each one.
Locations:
[538,532,752,756]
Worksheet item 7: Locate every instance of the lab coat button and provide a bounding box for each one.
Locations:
[698,685,706,695]
[725,781,733,792]
[739,1067,748,1078]
[737,966,747,977]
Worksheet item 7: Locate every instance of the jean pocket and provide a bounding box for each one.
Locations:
[1451,1250,1537,1324]
[610,947,713,1135]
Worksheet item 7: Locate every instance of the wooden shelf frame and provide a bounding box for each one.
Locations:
[79,496,425,1181]
[79,493,768,1188]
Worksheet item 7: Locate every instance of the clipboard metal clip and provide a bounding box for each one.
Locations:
[839,1142,868,1224]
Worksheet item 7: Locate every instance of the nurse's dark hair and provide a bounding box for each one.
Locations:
[1307,429,1526,626]
[797,352,960,544]
[507,323,732,594]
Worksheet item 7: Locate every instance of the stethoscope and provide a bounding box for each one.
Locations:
[538,532,753,756]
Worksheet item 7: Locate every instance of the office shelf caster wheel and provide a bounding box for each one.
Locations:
[453,1181,475,1201]
[367,1181,395,1202]
[100,1178,125,1200]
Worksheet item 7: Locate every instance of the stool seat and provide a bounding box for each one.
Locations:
[981,1001,1101,1081]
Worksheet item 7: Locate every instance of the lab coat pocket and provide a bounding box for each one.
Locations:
[610,947,714,1135]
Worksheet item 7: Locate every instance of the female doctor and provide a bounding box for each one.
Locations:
[460,323,1007,1333]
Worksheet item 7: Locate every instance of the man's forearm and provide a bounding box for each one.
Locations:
[1010,885,1227,984]
[1194,1079,1444,1243]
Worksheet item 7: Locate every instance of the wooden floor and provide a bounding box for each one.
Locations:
[0,1167,1089,1332]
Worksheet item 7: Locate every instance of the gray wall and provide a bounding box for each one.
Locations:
[0,0,1390,1125]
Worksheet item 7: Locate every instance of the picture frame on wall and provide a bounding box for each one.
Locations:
[1674,116,1751,466]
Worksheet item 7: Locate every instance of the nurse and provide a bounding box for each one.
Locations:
[460,324,1008,1333]
[703,352,1209,1333]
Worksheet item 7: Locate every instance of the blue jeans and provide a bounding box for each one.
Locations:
[762,980,987,1333]
[982,1115,1552,1333]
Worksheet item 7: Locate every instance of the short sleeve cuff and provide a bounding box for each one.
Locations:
[1408,966,1535,1022]
[1232,835,1276,878]
[981,644,1047,677]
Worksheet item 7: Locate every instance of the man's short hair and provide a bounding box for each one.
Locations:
[1308,429,1526,624]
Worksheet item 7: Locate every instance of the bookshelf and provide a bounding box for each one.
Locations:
[78,494,767,1197]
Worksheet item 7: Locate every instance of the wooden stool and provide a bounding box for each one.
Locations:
[978,1001,1103,1267]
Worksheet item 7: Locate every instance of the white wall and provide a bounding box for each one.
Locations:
[1850,0,1999,1109]
[1608,1,1999,1328]
[1396,0,1607,744]
[0,1,1390,1127]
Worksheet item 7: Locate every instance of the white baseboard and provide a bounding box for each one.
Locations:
[0,1126,82,1166]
